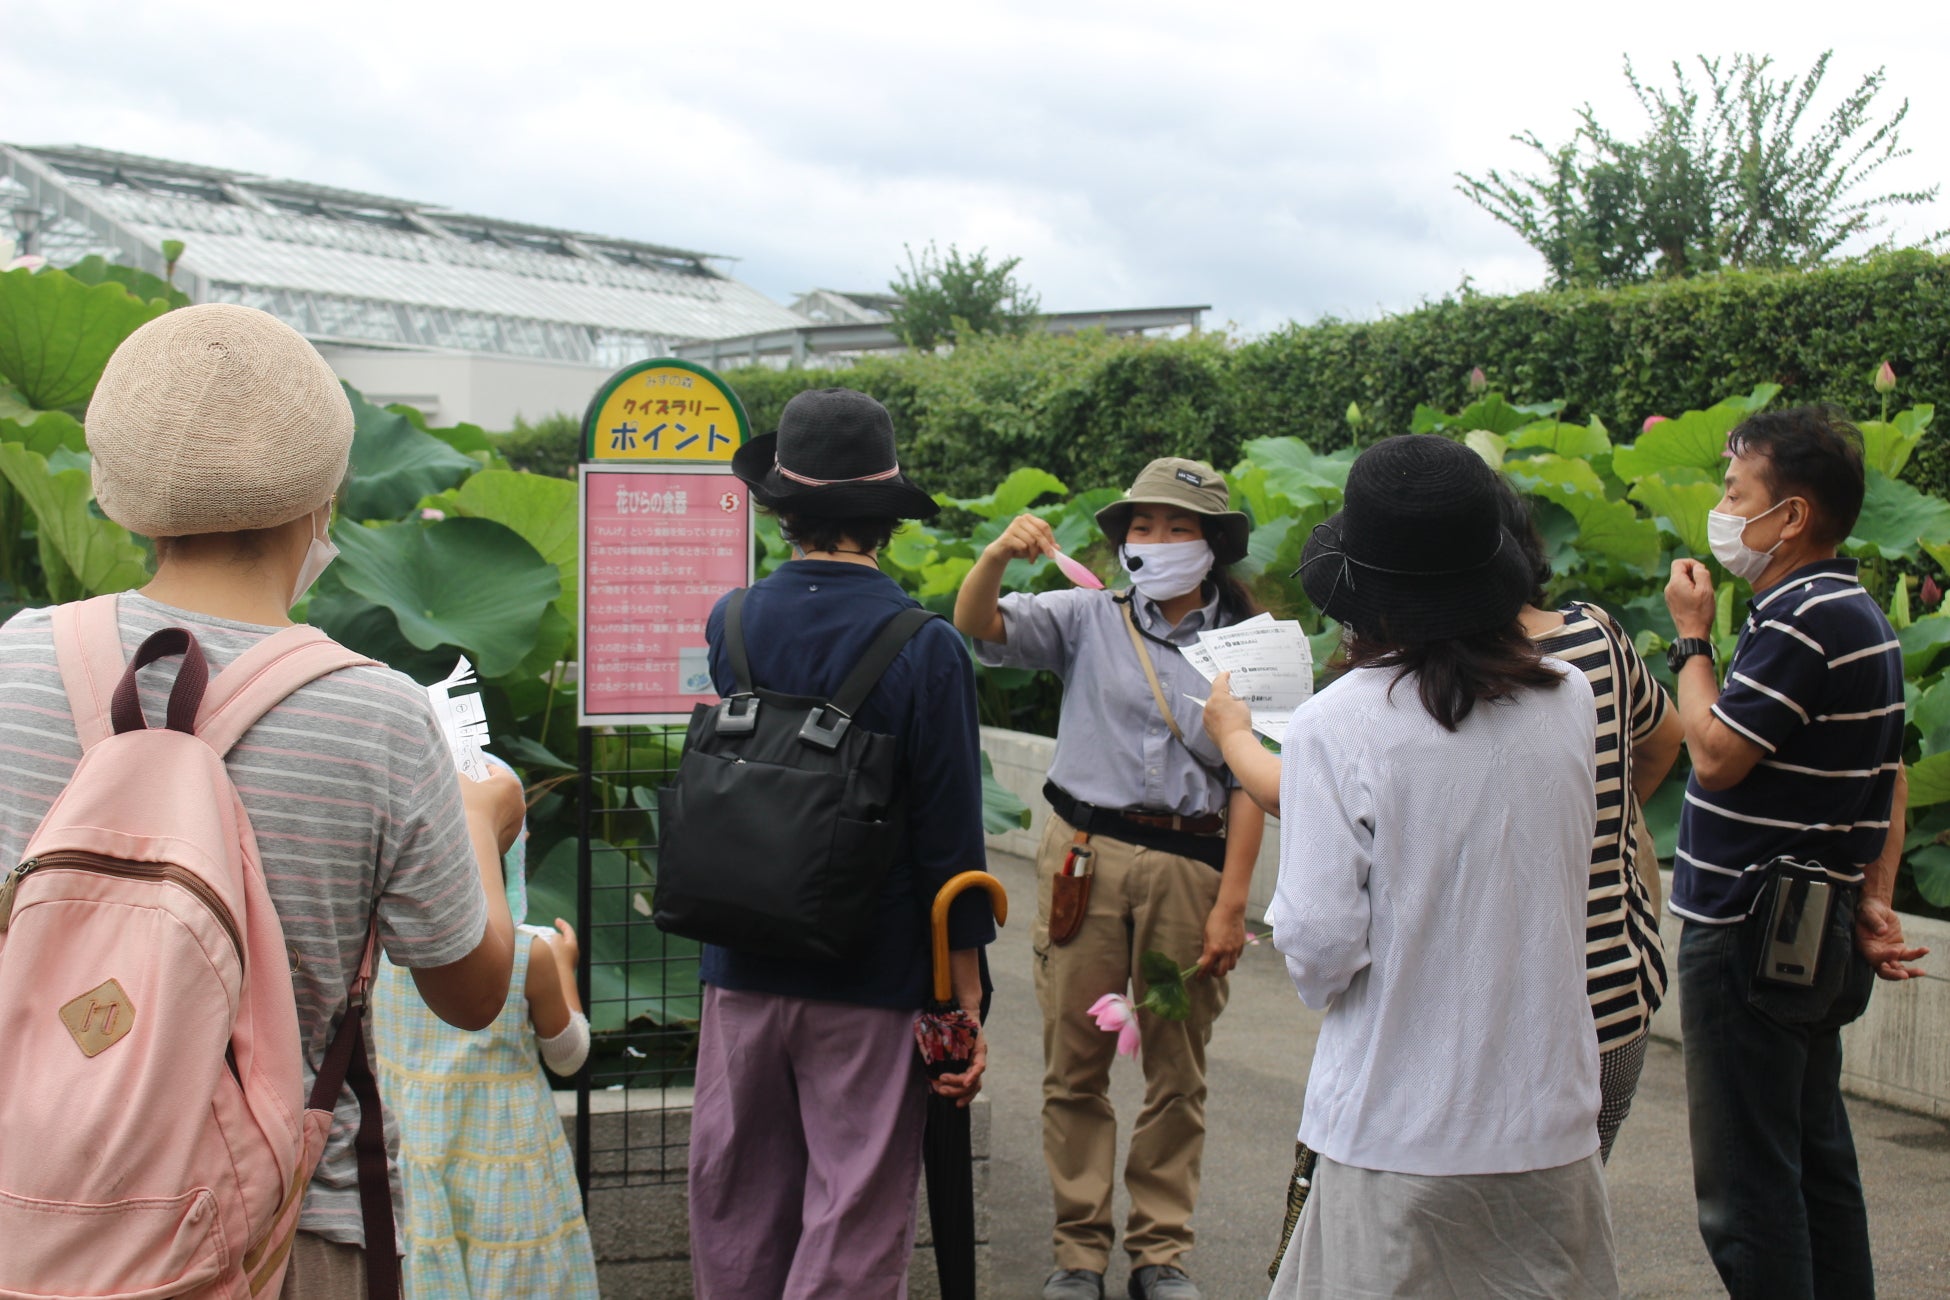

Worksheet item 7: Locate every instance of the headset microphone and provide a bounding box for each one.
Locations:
[1126,554,1145,569]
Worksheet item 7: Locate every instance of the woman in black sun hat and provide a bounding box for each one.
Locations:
[1206,434,1621,1300]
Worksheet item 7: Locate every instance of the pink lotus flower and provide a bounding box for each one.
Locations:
[1874,361,1897,394]
[1088,992,1141,1057]
[1924,577,1942,610]
[3,254,45,273]
[1642,415,1669,433]
[421,508,446,521]
[1467,367,1487,394]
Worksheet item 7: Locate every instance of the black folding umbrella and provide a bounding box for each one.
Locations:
[915,870,1008,1300]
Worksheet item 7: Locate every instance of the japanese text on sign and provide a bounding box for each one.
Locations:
[579,465,754,725]
[587,363,749,463]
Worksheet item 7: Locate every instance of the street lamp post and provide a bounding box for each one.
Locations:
[10,202,43,258]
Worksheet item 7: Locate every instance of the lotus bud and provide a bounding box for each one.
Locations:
[1345,401,1363,429]
[421,508,447,521]
[1467,367,1487,394]
[1642,415,1669,433]
[1924,576,1942,609]
[1874,361,1897,393]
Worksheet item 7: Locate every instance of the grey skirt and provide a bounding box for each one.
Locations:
[1268,1153,1619,1300]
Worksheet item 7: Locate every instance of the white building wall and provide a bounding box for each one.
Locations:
[318,347,620,430]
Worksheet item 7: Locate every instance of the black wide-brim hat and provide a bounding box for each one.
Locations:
[731,387,938,520]
[1298,434,1532,642]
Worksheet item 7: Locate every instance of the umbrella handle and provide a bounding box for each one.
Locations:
[931,870,1008,1005]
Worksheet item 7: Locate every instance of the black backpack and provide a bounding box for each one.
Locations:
[653,588,938,961]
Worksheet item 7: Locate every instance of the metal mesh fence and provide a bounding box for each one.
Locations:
[573,724,701,1197]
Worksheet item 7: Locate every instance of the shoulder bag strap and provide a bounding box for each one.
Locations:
[1118,594,1193,747]
[305,923,399,1300]
[50,594,130,752]
[723,588,755,695]
[195,625,379,757]
[829,607,939,717]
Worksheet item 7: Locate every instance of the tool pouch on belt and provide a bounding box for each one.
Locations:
[1048,836,1093,946]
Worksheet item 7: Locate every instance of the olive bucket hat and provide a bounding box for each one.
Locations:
[1297,434,1532,642]
[1094,457,1251,565]
[86,303,354,537]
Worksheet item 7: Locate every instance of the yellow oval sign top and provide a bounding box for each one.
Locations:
[584,360,750,463]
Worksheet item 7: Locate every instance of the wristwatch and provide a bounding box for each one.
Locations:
[1666,637,1716,674]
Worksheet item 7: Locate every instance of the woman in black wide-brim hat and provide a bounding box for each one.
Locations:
[1204,435,1622,1299]
[686,388,998,1299]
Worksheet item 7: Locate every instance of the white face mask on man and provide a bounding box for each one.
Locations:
[1706,497,1796,583]
[1119,539,1214,602]
[289,504,340,608]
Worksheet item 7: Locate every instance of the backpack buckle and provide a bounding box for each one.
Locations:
[716,695,760,736]
[798,705,852,752]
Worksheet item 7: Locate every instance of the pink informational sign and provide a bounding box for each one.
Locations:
[578,463,754,725]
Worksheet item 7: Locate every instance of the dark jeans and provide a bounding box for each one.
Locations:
[1679,921,1874,1300]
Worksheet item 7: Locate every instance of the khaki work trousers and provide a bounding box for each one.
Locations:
[278,1233,369,1300]
[1033,813,1228,1273]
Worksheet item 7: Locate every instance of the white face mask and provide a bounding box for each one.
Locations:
[289,504,340,608]
[1119,539,1214,602]
[1706,498,1793,582]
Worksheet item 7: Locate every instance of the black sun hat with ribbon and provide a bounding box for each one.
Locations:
[731,387,939,520]
[1299,434,1532,642]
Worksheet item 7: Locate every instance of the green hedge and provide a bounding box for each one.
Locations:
[515,250,1950,499]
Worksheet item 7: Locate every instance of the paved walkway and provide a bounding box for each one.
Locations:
[979,851,1950,1299]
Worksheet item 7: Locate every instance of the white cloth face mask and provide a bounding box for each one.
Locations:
[1706,498,1793,582]
[289,504,340,608]
[1120,539,1214,602]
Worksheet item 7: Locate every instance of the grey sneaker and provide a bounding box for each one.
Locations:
[1128,1264,1202,1300]
[1043,1267,1105,1300]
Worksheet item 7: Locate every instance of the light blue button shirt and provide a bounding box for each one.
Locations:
[974,585,1233,817]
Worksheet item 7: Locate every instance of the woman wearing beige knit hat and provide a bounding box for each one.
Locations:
[0,303,525,1299]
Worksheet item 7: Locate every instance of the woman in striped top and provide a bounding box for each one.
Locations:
[1499,481,1683,1160]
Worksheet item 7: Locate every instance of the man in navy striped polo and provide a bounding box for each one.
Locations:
[1663,405,1928,1300]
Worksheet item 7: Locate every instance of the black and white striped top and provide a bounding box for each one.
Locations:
[1533,602,1672,1047]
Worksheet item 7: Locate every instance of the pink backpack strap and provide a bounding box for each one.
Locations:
[195,625,379,757]
[50,594,131,752]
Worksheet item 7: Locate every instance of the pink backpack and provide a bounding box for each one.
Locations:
[0,596,394,1300]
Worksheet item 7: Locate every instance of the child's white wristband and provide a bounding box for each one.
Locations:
[539,1011,590,1075]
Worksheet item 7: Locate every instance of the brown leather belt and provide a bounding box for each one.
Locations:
[1120,808,1225,835]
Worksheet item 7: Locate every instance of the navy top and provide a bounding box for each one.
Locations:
[1672,559,1904,924]
[697,560,996,1008]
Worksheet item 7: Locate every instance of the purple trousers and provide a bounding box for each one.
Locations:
[689,985,928,1299]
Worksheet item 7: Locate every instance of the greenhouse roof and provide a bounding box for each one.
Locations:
[1,143,811,367]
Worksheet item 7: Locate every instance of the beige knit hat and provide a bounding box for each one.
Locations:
[87,303,354,537]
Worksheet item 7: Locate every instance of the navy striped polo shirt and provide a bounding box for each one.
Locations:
[1672,559,1904,924]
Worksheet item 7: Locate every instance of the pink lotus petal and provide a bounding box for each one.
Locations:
[1088,992,1133,1032]
[1052,550,1105,590]
[1641,415,1669,432]
[1116,1019,1141,1057]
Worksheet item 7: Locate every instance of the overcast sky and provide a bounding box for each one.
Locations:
[3,0,1944,334]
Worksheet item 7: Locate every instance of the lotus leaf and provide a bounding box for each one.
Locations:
[2,409,88,458]
[1905,750,1950,811]
[1908,844,1950,906]
[0,267,171,411]
[940,466,1068,520]
[62,256,190,311]
[1509,419,1611,462]
[1464,430,1507,471]
[1237,437,1354,502]
[304,572,460,685]
[981,752,1031,833]
[1611,385,1778,483]
[1910,677,1950,753]
[1846,472,1950,561]
[1138,949,1192,1020]
[331,516,561,678]
[1858,405,1933,479]
[1899,615,1950,676]
[1629,474,1723,557]
[341,383,479,522]
[1505,454,1661,569]
[1411,395,1559,437]
[443,470,579,625]
[0,441,149,600]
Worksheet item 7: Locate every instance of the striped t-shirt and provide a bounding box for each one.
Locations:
[1533,602,1673,1046]
[1672,560,1904,924]
[0,595,489,1246]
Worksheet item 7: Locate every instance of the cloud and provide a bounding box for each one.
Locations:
[2,0,1943,335]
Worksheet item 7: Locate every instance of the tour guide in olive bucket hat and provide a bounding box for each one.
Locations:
[732,387,939,520]
[1094,456,1251,565]
[1298,433,1532,642]
[86,302,354,537]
